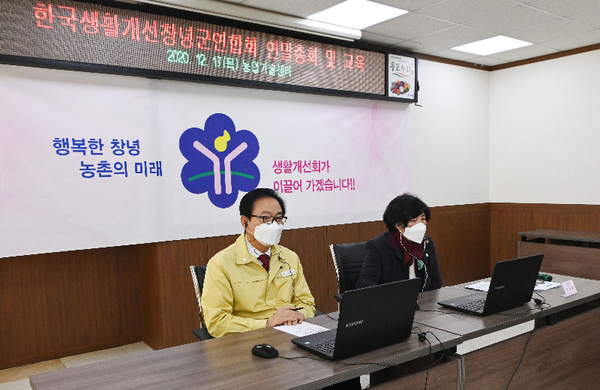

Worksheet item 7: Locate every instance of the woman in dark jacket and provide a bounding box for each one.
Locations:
[357,193,442,292]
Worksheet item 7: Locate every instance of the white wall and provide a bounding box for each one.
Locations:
[413,49,600,207]
[410,60,491,207]
[490,50,600,204]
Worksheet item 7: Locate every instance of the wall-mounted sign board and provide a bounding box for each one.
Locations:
[0,0,418,102]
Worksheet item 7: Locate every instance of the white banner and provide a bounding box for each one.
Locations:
[0,64,411,258]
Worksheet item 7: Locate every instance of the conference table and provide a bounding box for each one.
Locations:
[30,274,600,390]
[29,313,460,390]
[414,273,600,389]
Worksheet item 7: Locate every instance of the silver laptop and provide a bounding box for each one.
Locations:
[291,278,421,360]
[438,254,544,316]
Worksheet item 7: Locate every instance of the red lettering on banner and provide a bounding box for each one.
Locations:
[244,37,257,57]
[197,29,211,50]
[57,5,77,33]
[142,20,159,43]
[229,34,242,54]
[101,13,120,37]
[326,50,336,69]
[27,2,375,82]
[306,47,318,66]
[355,55,365,72]
[213,31,227,52]
[34,3,54,29]
[80,11,99,34]
[274,179,303,193]
[161,23,176,46]
[294,44,306,64]
[344,53,354,69]
[281,42,292,61]
[122,17,140,41]
[179,26,193,48]
[266,40,278,60]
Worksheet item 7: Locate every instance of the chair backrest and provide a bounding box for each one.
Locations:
[189,265,213,340]
[329,242,366,295]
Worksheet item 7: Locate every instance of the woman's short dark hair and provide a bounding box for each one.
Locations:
[383,193,430,231]
[239,188,286,218]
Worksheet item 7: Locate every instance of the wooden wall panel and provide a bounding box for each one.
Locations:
[4,202,598,370]
[0,246,140,370]
[286,226,333,313]
[138,242,163,349]
[427,203,491,286]
[520,242,600,281]
[61,246,141,349]
[490,203,600,272]
[139,234,238,350]
[155,238,207,348]
[369,356,460,390]
[0,254,67,369]
[156,236,235,347]
[463,305,600,389]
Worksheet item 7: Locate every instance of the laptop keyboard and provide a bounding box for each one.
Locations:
[312,339,336,354]
[457,299,486,312]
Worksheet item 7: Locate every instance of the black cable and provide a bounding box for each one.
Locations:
[504,294,551,389]
[421,336,432,390]
[426,302,554,390]
[505,308,544,390]
[417,289,555,389]
[423,331,446,369]
[412,327,447,390]
[411,329,433,390]
[533,290,547,306]
[278,354,395,368]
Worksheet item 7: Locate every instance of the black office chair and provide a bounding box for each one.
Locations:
[189,265,214,341]
[329,242,366,302]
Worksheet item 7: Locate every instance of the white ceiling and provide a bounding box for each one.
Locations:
[164,0,600,68]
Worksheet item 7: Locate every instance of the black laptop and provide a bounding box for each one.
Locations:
[438,254,544,316]
[291,278,421,360]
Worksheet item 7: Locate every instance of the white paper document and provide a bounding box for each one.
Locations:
[275,322,330,337]
[534,281,561,291]
[467,280,561,292]
[465,281,490,291]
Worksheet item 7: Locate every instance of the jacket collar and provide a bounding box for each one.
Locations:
[386,230,400,251]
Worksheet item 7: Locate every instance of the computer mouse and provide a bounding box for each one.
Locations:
[251,344,279,359]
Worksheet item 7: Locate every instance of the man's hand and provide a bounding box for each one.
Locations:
[266,305,304,327]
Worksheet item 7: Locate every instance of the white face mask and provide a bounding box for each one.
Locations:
[249,221,284,247]
[400,222,426,244]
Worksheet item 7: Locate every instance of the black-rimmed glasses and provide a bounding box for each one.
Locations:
[251,215,287,224]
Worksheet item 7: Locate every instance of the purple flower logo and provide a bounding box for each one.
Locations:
[180,113,260,208]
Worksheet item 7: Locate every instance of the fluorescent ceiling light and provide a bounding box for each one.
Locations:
[308,0,408,30]
[452,36,532,56]
[134,0,361,41]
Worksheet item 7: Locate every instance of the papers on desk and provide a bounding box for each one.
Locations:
[535,281,561,291]
[466,280,561,292]
[275,322,330,337]
[465,281,490,291]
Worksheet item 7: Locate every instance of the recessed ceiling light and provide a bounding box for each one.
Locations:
[452,36,532,56]
[307,0,408,30]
